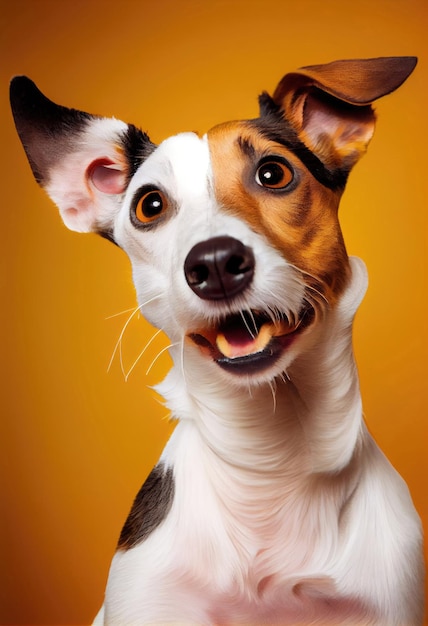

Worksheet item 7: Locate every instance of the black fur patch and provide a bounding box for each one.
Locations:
[255,92,348,190]
[117,464,175,550]
[121,123,156,182]
[97,228,120,246]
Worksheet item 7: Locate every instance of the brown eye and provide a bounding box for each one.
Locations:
[255,160,293,189]
[134,190,168,223]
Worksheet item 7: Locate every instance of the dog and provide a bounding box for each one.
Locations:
[10,57,425,625]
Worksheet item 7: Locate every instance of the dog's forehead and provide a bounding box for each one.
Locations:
[130,131,211,196]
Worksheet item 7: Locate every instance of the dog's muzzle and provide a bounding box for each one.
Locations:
[184,236,315,375]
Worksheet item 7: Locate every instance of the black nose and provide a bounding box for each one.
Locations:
[184,236,255,301]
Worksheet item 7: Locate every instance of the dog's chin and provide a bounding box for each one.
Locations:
[187,305,315,380]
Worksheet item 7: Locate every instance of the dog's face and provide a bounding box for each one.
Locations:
[112,125,345,384]
[10,57,416,385]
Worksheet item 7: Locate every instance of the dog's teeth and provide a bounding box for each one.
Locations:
[216,333,240,358]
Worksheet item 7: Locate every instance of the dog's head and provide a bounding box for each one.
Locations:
[10,58,416,385]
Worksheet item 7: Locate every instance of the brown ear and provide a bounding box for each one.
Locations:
[270,57,417,171]
[10,76,155,234]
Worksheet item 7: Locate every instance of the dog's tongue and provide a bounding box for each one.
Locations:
[216,316,273,358]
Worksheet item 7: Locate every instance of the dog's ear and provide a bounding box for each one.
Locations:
[10,76,155,234]
[265,57,417,172]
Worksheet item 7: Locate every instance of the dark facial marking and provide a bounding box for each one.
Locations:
[255,92,348,190]
[97,228,119,246]
[121,123,156,182]
[237,135,257,160]
[285,184,313,228]
[117,464,174,550]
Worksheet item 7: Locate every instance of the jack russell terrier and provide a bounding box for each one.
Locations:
[10,57,425,625]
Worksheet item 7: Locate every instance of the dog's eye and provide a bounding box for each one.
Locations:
[255,160,293,189]
[134,190,168,224]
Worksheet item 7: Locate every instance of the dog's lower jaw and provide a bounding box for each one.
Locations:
[161,257,368,474]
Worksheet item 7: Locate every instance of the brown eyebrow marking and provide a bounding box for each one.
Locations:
[236,135,257,160]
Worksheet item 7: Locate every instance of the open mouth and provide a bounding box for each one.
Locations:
[188,305,315,375]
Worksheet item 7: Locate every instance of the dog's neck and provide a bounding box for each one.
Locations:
[158,258,368,479]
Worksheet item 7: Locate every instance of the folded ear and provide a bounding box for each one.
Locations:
[10,76,155,234]
[265,57,417,173]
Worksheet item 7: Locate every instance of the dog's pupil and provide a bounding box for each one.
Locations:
[143,192,163,217]
[259,163,283,186]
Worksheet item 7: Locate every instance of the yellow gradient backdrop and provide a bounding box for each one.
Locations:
[1,1,427,624]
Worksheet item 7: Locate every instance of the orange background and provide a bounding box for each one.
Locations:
[1,1,427,624]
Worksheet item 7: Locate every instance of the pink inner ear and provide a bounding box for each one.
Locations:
[301,93,375,162]
[89,159,127,194]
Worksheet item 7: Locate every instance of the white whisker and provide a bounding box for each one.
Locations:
[247,308,259,335]
[240,310,256,339]
[287,262,329,305]
[268,379,277,413]
[108,304,141,376]
[305,284,329,306]
[266,305,280,325]
[180,333,189,392]
[107,294,164,376]
[105,306,140,320]
[146,342,179,376]
[281,370,291,383]
[125,328,164,382]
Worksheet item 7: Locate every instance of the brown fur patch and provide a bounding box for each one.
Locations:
[207,121,350,304]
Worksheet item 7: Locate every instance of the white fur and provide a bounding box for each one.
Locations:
[46,118,129,232]
[88,134,424,625]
